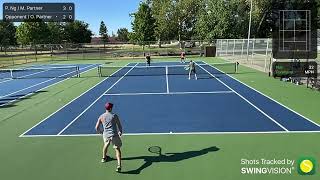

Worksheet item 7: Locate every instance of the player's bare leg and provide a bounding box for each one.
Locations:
[101,141,110,162]
[115,148,122,172]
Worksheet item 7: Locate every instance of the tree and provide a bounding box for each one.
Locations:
[130,2,156,45]
[63,20,92,43]
[16,19,50,45]
[0,20,16,52]
[47,22,63,44]
[173,0,202,41]
[195,0,249,40]
[151,0,176,43]
[116,28,129,42]
[99,21,108,48]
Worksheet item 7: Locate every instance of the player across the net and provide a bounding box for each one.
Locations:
[0,66,80,79]
[98,62,238,77]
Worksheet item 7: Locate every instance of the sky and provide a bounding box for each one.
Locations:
[0,0,141,36]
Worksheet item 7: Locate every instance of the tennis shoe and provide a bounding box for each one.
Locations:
[101,156,110,163]
[116,165,122,172]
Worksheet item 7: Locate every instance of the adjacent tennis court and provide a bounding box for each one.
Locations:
[20,61,320,137]
[0,64,99,106]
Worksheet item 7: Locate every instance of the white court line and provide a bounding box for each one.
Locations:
[56,63,138,135]
[20,130,320,138]
[197,63,289,132]
[203,61,320,128]
[0,69,52,84]
[166,66,169,93]
[19,63,129,137]
[1,64,97,107]
[0,65,90,99]
[103,91,234,96]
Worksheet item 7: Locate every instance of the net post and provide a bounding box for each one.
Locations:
[235,62,239,73]
[98,66,101,77]
[77,66,80,78]
[10,69,14,79]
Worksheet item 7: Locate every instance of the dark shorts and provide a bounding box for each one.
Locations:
[190,68,196,73]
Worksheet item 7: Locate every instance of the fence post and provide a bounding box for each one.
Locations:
[219,39,222,56]
[82,44,85,60]
[11,51,14,65]
[233,39,236,56]
[226,39,229,56]
[24,47,27,63]
[251,39,255,64]
[35,44,38,62]
[241,39,245,58]
[50,44,53,61]
[264,38,270,72]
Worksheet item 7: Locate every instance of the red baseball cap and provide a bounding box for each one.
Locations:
[105,102,113,110]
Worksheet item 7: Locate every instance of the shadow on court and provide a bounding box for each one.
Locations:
[0,90,48,108]
[116,146,220,174]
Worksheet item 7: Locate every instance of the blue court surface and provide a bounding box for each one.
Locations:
[21,61,320,137]
[0,64,99,107]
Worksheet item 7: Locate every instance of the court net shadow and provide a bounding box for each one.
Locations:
[0,90,48,108]
[119,146,220,174]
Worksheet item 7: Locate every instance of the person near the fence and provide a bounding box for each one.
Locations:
[146,54,151,66]
[188,60,197,80]
[180,52,186,63]
[95,102,123,172]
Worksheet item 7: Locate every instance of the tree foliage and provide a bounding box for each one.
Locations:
[130,0,320,41]
[130,2,156,44]
[117,28,130,42]
[47,22,63,44]
[16,19,50,45]
[63,20,93,43]
[99,21,108,44]
[173,0,202,40]
[0,20,16,50]
[151,0,176,41]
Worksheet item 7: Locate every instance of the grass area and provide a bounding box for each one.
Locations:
[0,57,319,180]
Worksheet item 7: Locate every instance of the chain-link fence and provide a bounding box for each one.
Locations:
[216,38,320,89]
[216,38,272,73]
[0,40,210,68]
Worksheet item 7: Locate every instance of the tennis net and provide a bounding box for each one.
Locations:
[98,62,237,77]
[0,66,80,79]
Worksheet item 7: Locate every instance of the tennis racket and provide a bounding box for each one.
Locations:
[184,66,190,71]
[148,146,162,155]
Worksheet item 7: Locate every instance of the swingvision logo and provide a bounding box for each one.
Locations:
[297,157,316,175]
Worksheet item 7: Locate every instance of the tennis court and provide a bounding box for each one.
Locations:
[20,61,320,137]
[0,64,99,106]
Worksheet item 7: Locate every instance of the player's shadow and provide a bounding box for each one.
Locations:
[119,146,220,174]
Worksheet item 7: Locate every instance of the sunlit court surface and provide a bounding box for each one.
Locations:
[1,0,320,180]
[20,61,320,137]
